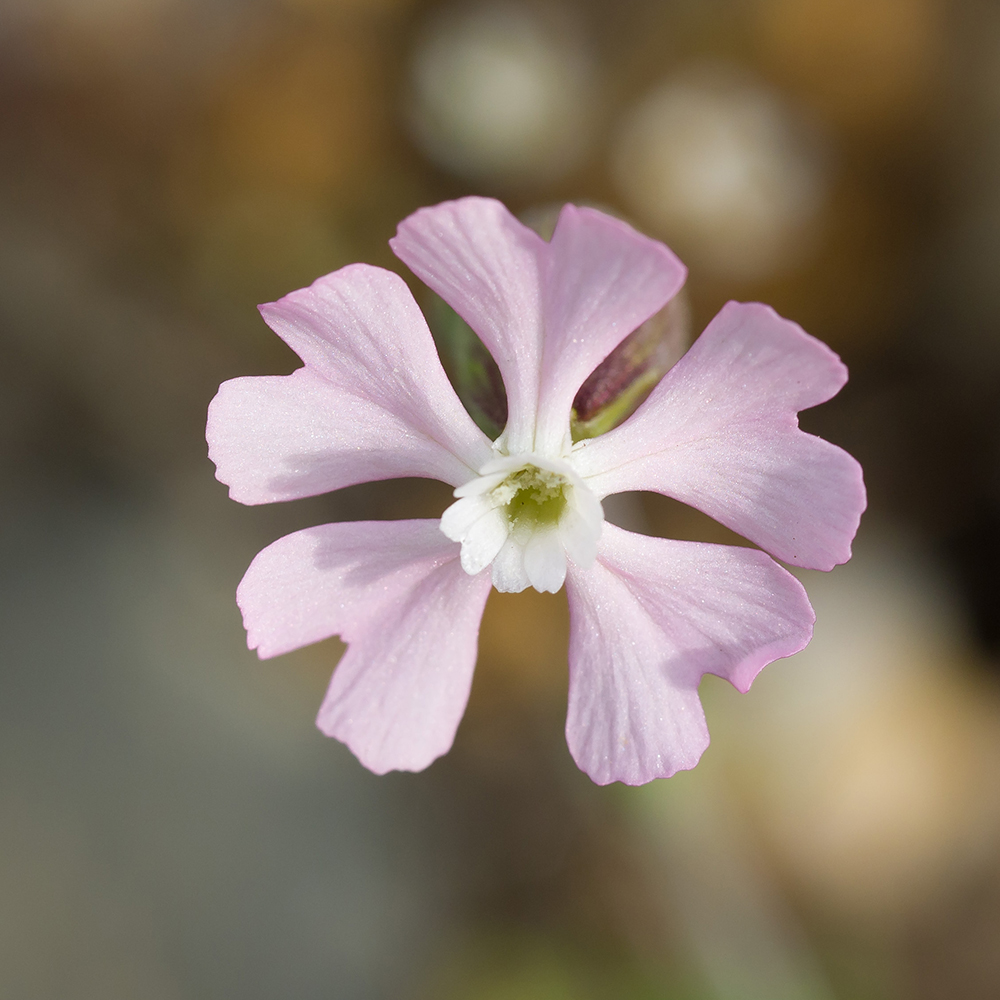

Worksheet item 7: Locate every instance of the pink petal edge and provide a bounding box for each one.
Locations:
[564,523,815,786]
[391,198,546,454]
[391,197,685,454]
[574,301,866,570]
[534,204,686,453]
[207,263,492,504]
[237,519,492,774]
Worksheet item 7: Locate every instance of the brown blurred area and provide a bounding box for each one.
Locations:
[3,0,1000,997]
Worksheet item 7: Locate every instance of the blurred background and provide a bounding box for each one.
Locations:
[2,0,1000,997]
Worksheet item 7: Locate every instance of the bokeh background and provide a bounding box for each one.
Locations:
[2,0,1000,997]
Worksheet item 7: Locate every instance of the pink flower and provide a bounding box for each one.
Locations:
[206,197,865,785]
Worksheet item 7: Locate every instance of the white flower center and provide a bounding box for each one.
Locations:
[440,453,603,594]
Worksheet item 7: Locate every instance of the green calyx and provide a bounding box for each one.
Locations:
[570,365,667,441]
[570,293,690,441]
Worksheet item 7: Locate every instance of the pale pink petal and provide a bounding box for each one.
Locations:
[574,301,866,570]
[390,197,546,453]
[564,523,814,785]
[238,520,492,773]
[533,204,686,453]
[207,263,492,503]
[391,198,685,454]
[208,369,472,504]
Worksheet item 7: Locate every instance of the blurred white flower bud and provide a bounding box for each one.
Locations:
[612,66,827,281]
[406,3,597,187]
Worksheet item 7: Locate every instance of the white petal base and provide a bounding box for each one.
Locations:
[441,451,603,594]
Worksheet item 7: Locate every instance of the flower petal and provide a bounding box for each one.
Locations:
[564,523,814,785]
[238,519,492,773]
[574,301,866,570]
[391,197,546,453]
[391,198,685,454]
[533,204,686,453]
[559,505,601,569]
[440,495,509,575]
[207,263,492,504]
[491,536,530,593]
[523,528,567,593]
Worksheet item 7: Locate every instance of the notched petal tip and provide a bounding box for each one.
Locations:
[719,299,850,404]
[579,744,710,787]
[244,520,492,776]
[315,709,453,775]
[564,527,818,785]
[574,297,866,570]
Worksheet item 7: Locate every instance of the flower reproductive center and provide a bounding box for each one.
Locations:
[441,449,604,595]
